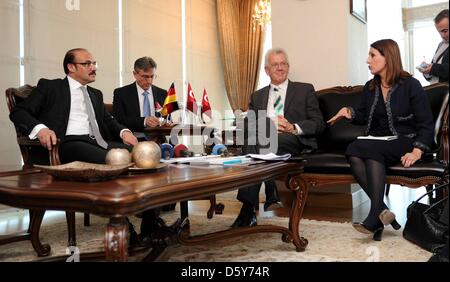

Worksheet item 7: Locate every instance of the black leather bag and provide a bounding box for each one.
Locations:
[403,184,449,252]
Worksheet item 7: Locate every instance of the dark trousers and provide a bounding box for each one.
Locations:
[60,135,132,164]
[237,133,309,206]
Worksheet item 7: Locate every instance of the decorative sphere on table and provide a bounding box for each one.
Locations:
[131,141,161,168]
[105,148,132,166]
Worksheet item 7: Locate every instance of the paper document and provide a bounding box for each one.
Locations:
[187,156,251,165]
[357,135,398,141]
[246,153,291,161]
[160,155,218,164]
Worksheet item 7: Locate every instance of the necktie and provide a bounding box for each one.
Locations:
[80,86,108,149]
[273,87,283,116]
[143,91,151,117]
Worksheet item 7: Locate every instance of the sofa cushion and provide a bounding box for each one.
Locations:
[303,152,446,178]
[315,88,366,152]
[386,160,446,178]
[303,153,351,174]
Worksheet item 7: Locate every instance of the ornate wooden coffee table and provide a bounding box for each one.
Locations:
[0,161,307,261]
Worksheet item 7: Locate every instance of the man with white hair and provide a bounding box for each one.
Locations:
[232,48,325,228]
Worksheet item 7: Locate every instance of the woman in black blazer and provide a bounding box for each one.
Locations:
[328,39,434,241]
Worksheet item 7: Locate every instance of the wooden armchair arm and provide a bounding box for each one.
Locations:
[439,104,449,165]
[17,136,61,167]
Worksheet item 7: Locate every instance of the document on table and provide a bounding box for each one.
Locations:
[357,135,398,141]
[246,153,292,161]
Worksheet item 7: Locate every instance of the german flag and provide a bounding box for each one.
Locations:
[161,83,179,117]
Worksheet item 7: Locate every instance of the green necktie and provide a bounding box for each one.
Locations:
[273,87,283,115]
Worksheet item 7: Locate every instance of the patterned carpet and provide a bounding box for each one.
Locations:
[0,208,431,262]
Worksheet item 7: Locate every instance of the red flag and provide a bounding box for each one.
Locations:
[186,83,198,114]
[161,83,179,117]
[201,88,212,118]
[155,101,162,113]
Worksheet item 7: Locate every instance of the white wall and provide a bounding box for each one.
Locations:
[272,0,368,89]
[0,0,21,166]
[25,0,119,99]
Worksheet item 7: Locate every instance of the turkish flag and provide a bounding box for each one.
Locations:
[186,83,198,114]
[201,88,212,118]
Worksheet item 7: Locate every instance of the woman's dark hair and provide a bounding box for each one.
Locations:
[369,39,411,91]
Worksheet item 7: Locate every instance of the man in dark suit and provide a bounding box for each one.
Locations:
[419,9,449,83]
[10,48,138,164]
[9,48,144,247]
[113,57,175,238]
[232,48,325,228]
[113,56,167,140]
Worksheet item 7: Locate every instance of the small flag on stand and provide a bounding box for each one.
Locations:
[201,88,212,122]
[186,82,198,115]
[155,101,162,117]
[161,83,179,117]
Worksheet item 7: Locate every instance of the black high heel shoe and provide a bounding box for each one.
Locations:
[372,227,383,241]
[352,222,384,241]
[390,219,402,230]
[379,209,402,230]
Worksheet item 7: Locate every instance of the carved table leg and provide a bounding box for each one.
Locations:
[66,211,77,247]
[105,217,128,262]
[29,210,52,257]
[285,175,309,252]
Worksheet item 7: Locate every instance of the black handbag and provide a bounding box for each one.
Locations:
[403,184,449,253]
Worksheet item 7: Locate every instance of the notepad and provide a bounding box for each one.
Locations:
[357,135,398,141]
[246,153,292,161]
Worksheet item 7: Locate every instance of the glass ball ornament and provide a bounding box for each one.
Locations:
[105,148,132,166]
[131,141,161,168]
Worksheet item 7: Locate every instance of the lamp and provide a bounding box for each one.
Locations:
[252,0,271,31]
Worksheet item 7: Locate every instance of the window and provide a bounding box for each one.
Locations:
[402,0,448,85]
[257,24,272,89]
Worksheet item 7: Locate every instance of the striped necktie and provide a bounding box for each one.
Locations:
[273,87,283,116]
[80,86,108,149]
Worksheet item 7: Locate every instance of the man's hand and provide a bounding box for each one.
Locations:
[277,116,296,134]
[122,130,138,146]
[419,63,432,74]
[36,128,57,150]
[401,148,423,168]
[145,116,160,128]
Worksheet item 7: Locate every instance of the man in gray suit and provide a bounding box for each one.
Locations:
[232,48,325,227]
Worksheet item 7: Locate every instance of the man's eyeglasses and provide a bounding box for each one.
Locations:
[269,62,289,69]
[72,61,98,68]
[138,73,157,80]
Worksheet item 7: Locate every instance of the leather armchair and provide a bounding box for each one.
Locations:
[3,85,81,256]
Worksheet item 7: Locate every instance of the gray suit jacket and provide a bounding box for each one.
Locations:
[248,80,325,150]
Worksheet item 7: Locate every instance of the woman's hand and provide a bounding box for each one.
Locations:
[401,148,423,168]
[327,107,352,125]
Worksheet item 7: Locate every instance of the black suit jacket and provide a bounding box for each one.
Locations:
[10,77,125,142]
[430,46,449,83]
[248,80,325,149]
[112,83,167,131]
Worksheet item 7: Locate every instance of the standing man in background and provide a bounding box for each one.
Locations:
[419,9,449,83]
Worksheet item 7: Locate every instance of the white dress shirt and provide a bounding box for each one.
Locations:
[30,76,130,140]
[266,79,303,135]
